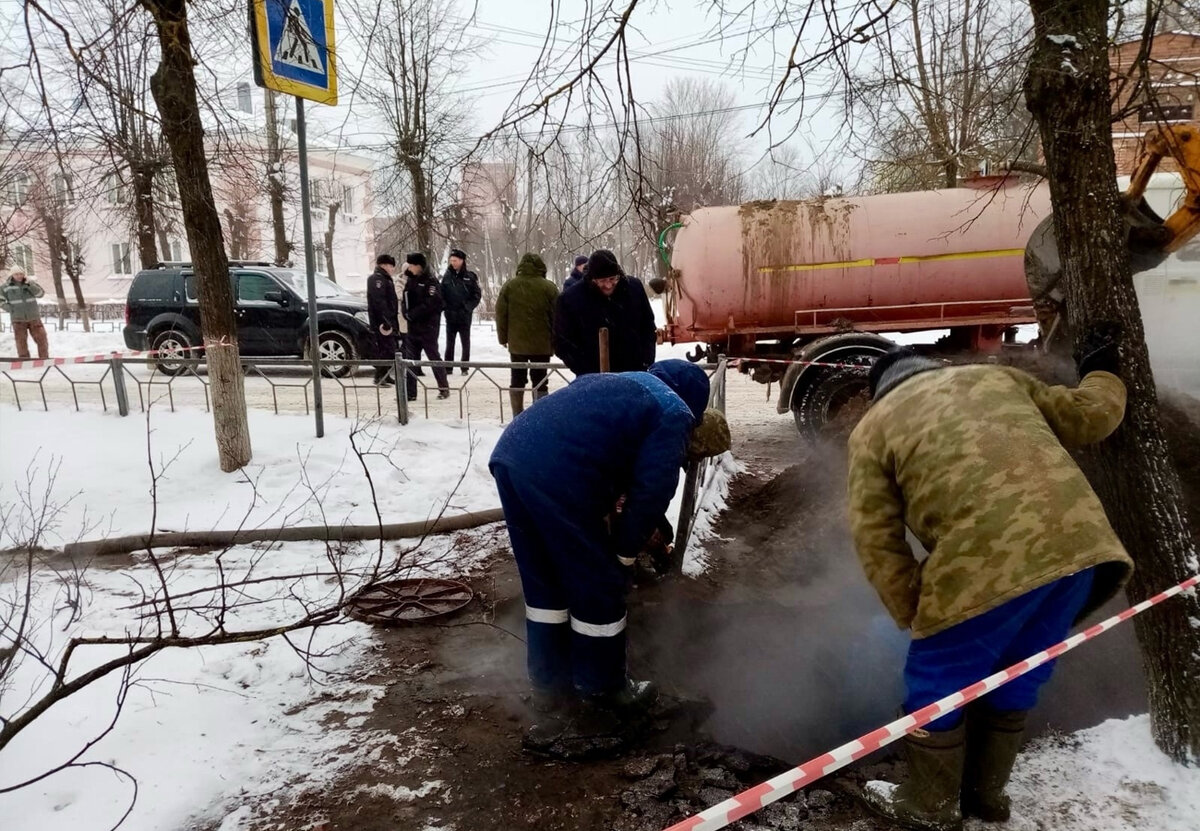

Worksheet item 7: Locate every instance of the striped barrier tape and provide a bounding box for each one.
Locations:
[664,572,1200,831]
[730,357,872,372]
[1,341,222,372]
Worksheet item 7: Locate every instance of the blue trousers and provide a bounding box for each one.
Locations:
[905,568,1095,731]
[491,463,628,695]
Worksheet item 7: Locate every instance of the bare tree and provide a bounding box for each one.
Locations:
[27,162,90,329]
[349,0,474,255]
[1026,0,1200,763]
[263,88,293,266]
[136,0,252,472]
[633,78,746,278]
[744,144,839,200]
[846,0,1035,192]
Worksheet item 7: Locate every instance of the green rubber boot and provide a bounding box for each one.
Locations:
[962,706,1028,822]
[861,722,966,831]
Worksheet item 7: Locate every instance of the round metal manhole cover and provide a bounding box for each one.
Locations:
[346,578,474,626]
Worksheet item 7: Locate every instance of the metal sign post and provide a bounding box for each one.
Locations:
[295,101,324,437]
[250,0,339,438]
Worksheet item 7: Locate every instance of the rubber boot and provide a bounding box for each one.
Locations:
[533,383,550,402]
[962,706,1028,822]
[509,390,525,416]
[861,722,966,831]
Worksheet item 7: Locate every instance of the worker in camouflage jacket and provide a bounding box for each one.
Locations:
[1,267,49,359]
[847,329,1133,831]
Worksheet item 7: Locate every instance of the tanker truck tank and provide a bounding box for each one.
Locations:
[663,182,1052,435]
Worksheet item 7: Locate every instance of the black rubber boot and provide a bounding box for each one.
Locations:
[861,721,966,831]
[962,706,1028,822]
[510,390,525,416]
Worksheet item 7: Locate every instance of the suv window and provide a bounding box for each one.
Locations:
[185,272,238,302]
[129,272,179,302]
[238,272,282,302]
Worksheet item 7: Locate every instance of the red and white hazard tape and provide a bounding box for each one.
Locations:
[729,357,872,371]
[664,572,1200,831]
[1,342,214,372]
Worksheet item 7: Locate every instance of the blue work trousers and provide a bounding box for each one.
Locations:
[491,463,629,695]
[905,568,1095,731]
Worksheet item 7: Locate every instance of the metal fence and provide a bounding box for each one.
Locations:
[672,356,728,561]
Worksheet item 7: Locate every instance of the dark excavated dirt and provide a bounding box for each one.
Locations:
[220,383,1200,831]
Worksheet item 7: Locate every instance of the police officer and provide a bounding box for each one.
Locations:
[401,253,450,401]
[365,255,399,386]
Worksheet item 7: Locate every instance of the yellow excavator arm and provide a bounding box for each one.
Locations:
[1122,123,1200,253]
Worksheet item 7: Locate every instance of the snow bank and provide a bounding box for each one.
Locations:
[1007,715,1200,829]
[0,407,504,547]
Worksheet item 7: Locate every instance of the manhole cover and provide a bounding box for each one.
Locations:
[346,577,474,626]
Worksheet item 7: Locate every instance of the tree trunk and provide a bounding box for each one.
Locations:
[42,211,69,326]
[407,160,432,253]
[64,251,89,333]
[1025,0,1200,763]
[264,89,291,266]
[131,165,160,267]
[942,157,959,189]
[323,200,340,282]
[142,0,251,472]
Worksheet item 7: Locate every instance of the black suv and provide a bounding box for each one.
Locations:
[123,262,372,377]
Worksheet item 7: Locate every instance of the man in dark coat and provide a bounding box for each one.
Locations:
[553,250,656,375]
[441,248,482,374]
[489,359,714,750]
[365,254,399,385]
[562,255,588,291]
[495,252,559,415]
[401,252,450,400]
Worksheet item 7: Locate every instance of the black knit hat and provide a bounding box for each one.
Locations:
[574,255,589,267]
[587,249,622,280]
[405,252,428,269]
[376,254,396,266]
[867,346,919,398]
[449,248,467,261]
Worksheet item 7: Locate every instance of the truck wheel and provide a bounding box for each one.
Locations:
[151,329,198,376]
[315,330,357,378]
[788,334,892,439]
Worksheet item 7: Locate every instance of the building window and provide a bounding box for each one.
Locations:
[5,172,30,205]
[13,242,35,275]
[342,184,355,213]
[167,239,184,261]
[309,178,324,208]
[236,82,253,115]
[157,170,179,204]
[52,172,75,205]
[1138,88,1194,124]
[111,242,132,275]
[104,173,127,206]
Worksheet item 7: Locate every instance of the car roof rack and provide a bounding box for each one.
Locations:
[151,260,275,269]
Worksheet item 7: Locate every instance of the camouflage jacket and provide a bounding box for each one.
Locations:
[847,365,1134,639]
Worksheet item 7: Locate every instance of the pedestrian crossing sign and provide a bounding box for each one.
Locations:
[251,0,338,105]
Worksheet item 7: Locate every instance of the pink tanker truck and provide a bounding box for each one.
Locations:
[657,142,1200,436]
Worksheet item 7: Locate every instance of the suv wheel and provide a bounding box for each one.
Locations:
[315,330,356,378]
[152,329,198,376]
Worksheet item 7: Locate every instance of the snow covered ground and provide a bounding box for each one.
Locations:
[0,407,508,831]
[1006,715,1200,830]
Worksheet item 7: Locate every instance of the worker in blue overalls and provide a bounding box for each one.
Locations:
[489,359,718,747]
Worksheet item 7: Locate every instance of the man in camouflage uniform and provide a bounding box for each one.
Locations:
[847,330,1133,831]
